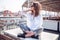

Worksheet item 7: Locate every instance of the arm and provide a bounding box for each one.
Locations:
[23,9,32,12]
[19,8,32,16]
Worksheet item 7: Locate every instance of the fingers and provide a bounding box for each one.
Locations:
[25,33,34,37]
[25,32,35,37]
[25,34,31,37]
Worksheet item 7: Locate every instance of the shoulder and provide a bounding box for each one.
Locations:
[39,10,43,14]
[39,10,43,16]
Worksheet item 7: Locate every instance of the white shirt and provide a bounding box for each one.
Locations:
[21,11,43,31]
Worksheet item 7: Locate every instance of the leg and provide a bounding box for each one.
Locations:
[18,24,31,31]
[17,32,26,38]
[17,24,30,38]
[31,35,39,39]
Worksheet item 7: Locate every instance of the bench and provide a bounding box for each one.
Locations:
[4,27,39,40]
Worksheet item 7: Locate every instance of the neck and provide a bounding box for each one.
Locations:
[31,10,35,16]
[31,12,35,17]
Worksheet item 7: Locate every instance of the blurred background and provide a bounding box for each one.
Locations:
[0,0,60,40]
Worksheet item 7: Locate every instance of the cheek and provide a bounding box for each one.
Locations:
[31,8,33,10]
[31,7,34,10]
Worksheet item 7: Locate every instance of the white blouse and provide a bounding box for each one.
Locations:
[21,11,43,31]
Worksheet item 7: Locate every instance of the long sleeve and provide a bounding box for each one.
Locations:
[28,12,43,35]
[35,15,43,35]
[20,11,27,16]
[20,10,43,35]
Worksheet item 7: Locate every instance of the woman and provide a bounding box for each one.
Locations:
[17,2,43,39]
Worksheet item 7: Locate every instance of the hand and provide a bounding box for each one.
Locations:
[23,8,32,12]
[25,31,30,34]
[25,31,35,37]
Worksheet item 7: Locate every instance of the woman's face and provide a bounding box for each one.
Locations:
[31,7,34,11]
[31,7,35,14]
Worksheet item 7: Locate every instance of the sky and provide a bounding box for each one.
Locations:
[0,0,26,12]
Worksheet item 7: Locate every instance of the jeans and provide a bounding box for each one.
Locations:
[17,23,39,39]
[18,23,31,32]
